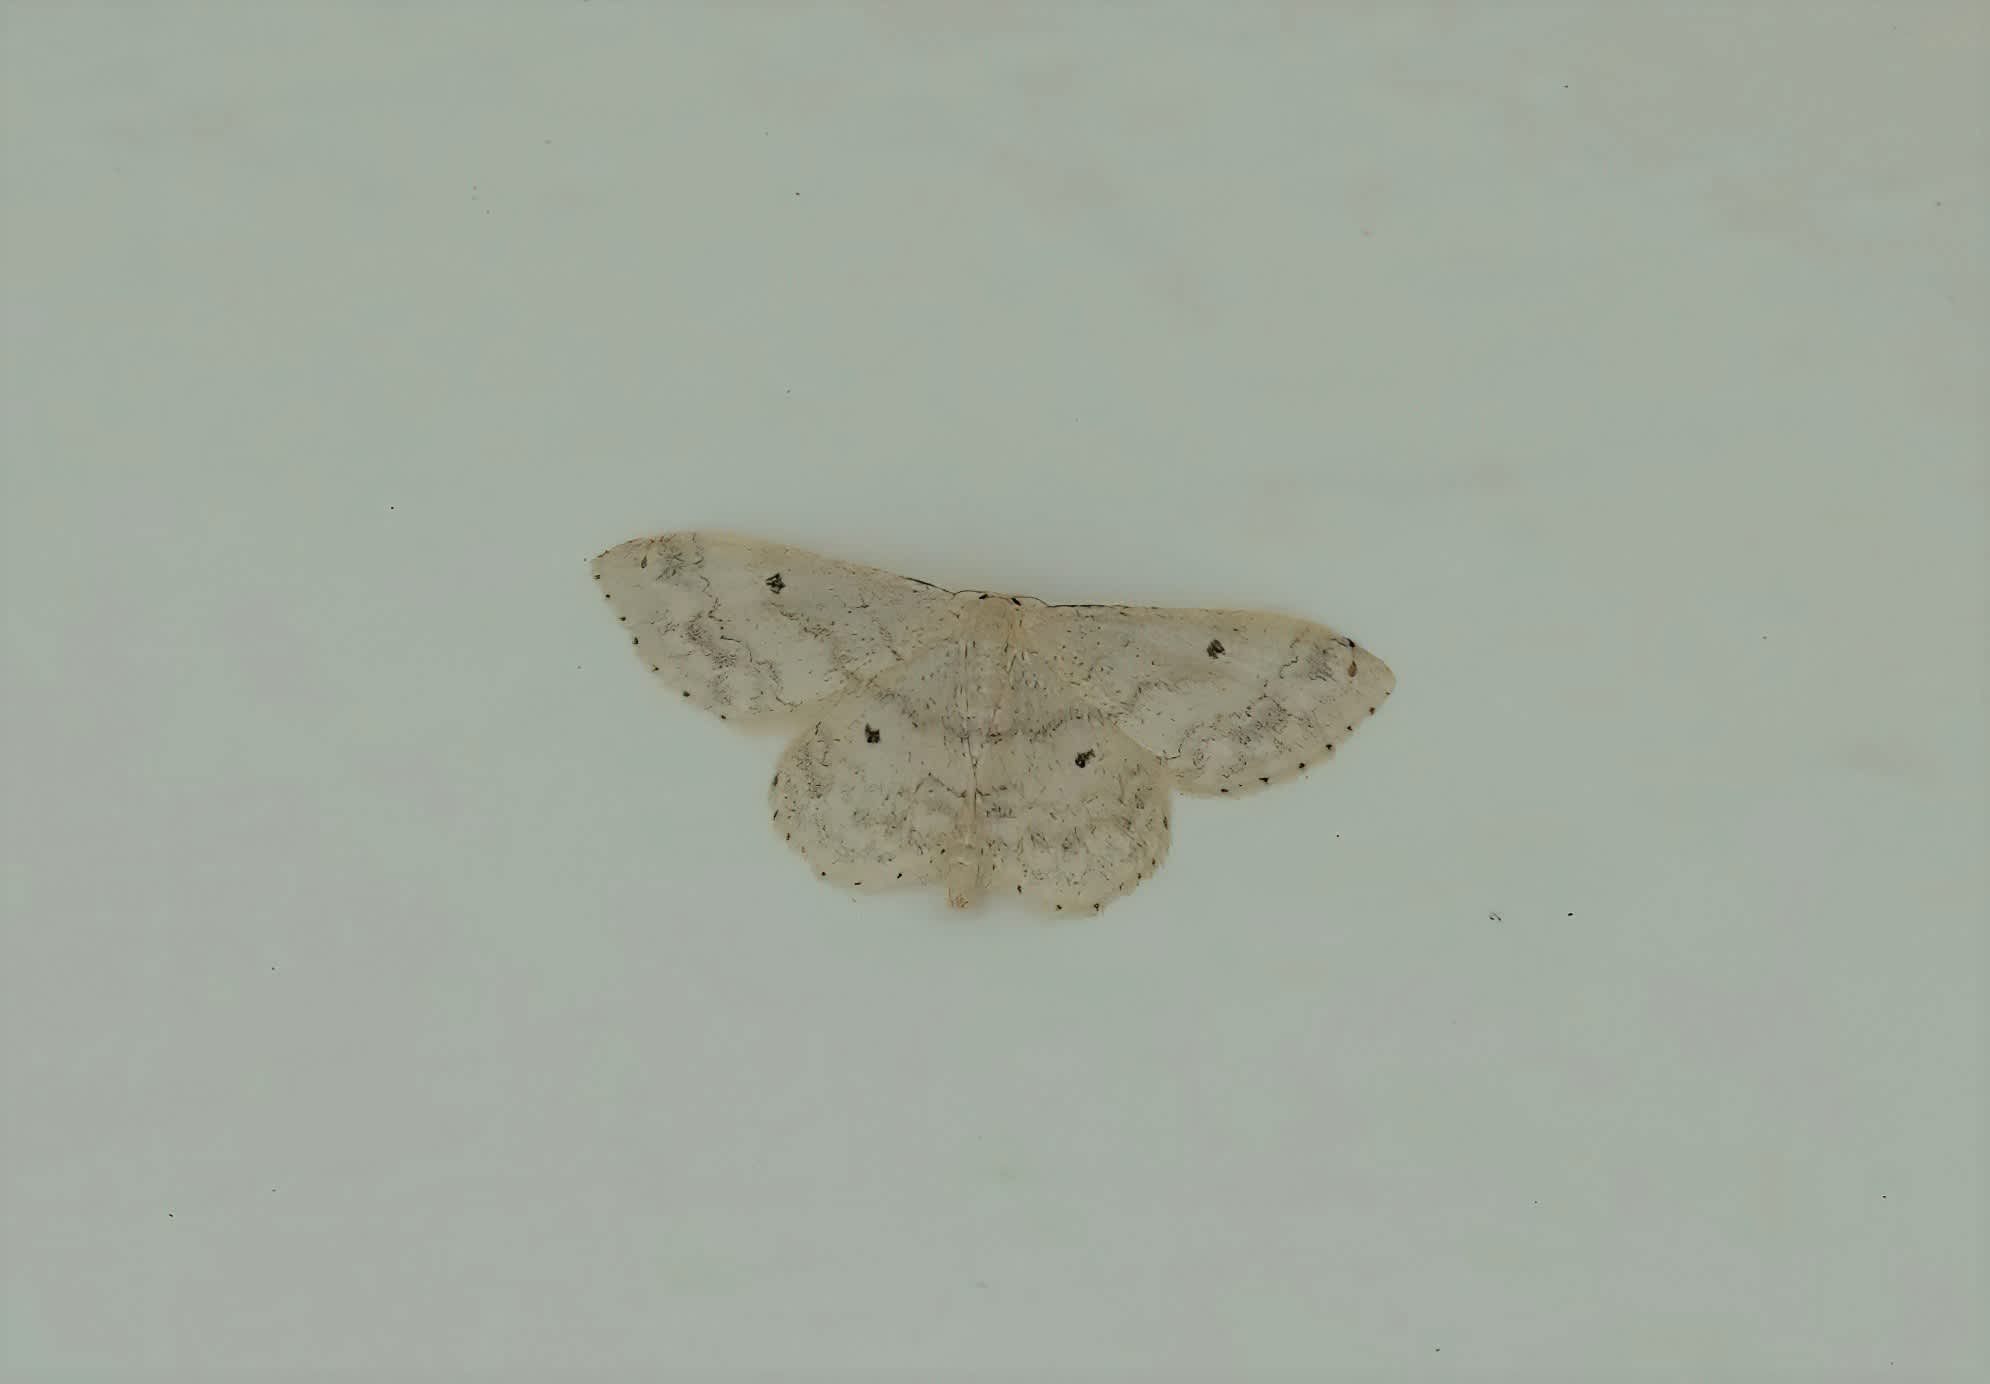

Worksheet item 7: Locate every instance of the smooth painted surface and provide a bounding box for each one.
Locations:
[4,4,1982,1378]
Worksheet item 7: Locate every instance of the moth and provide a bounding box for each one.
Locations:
[592,532,1393,913]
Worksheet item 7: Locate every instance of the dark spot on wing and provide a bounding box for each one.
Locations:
[1348,658,1358,677]
[864,724,881,744]
[1074,749,1094,768]
[1207,639,1225,658]
[639,554,647,568]
[766,572,785,592]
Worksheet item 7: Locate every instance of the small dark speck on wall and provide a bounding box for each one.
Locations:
[864,725,881,743]
[1074,749,1094,767]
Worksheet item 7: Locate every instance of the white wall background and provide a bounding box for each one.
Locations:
[3,3,1983,1379]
